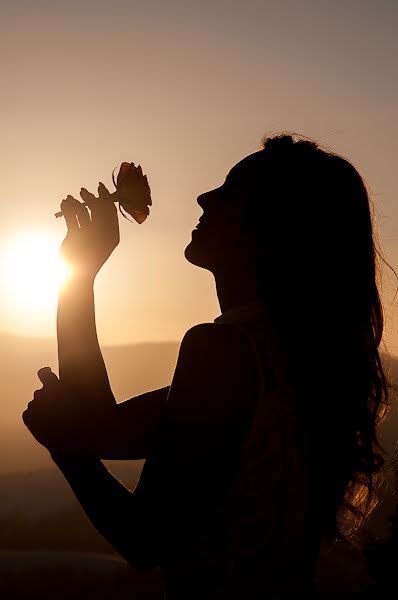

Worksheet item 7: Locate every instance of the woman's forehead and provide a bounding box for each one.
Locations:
[226,151,264,183]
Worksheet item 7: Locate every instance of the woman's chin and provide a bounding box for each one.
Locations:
[184,240,199,265]
[184,240,210,270]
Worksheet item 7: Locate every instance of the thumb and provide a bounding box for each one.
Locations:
[37,367,59,386]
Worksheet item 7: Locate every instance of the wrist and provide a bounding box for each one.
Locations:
[60,272,96,296]
[66,271,96,287]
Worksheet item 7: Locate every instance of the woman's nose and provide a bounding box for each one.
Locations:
[197,189,215,209]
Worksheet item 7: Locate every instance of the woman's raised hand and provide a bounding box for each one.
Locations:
[60,182,120,281]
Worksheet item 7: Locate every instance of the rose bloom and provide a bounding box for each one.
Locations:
[116,162,152,224]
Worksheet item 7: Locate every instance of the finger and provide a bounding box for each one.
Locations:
[60,196,80,232]
[80,187,96,208]
[84,183,106,216]
[98,182,111,199]
[75,198,91,229]
[98,184,115,211]
[94,182,119,232]
[97,182,117,230]
[37,367,59,386]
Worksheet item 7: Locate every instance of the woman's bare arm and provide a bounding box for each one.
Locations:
[145,323,257,464]
[96,386,170,459]
[51,454,157,570]
[57,189,172,458]
[58,272,169,458]
[56,188,122,452]
[24,323,257,569]
[57,277,115,410]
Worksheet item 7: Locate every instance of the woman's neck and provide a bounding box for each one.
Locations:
[214,267,263,314]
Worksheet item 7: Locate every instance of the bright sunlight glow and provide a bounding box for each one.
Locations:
[0,232,67,317]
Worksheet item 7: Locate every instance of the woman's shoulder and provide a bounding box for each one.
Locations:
[179,322,260,380]
[168,322,258,426]
[179,321,257,371]
[182,320,255,347]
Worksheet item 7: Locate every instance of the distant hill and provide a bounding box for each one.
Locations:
[0,332,179,473]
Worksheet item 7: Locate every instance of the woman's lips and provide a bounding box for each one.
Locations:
[195,218,205,229]
[192,218,207,234]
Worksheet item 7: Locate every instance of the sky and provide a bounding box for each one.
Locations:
[1,0,398,351]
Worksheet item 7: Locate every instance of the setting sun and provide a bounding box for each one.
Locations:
[0,232,67,327]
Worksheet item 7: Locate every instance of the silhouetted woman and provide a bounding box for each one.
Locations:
[23,134,389,599]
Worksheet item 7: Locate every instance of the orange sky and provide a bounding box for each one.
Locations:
[1,0,398,351]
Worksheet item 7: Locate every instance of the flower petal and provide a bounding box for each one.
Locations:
[130,208,149,224]
[117,162,134,186]
[115,162,152,224]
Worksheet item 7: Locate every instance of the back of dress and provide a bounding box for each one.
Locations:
[161,302,320,599]
[214,302,319,598]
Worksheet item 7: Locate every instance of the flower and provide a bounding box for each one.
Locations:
[115,162,152,224]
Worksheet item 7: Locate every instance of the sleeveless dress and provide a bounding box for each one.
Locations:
[212,302,319,598]
[143,302,320,598]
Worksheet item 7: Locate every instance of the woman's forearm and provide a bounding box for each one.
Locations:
[52,454,153,568]
[57,276,115,409]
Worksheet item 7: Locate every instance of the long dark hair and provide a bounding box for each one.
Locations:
[244,133,390,542]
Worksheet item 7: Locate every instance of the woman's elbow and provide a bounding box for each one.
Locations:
[115,538,161,572]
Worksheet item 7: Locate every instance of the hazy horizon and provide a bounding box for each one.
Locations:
[0,328,181,347]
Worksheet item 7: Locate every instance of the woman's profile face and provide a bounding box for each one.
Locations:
[184,155,258,273]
